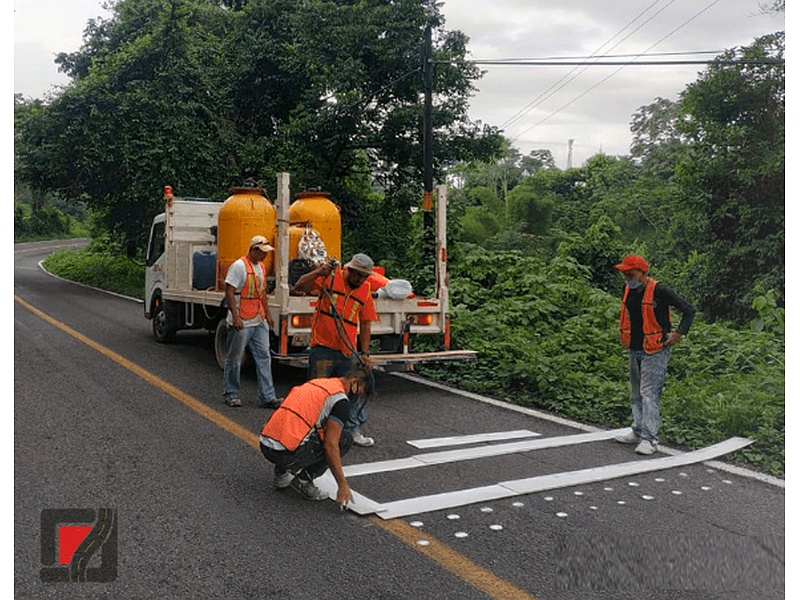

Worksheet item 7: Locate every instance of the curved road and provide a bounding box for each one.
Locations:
[14,240,785,599]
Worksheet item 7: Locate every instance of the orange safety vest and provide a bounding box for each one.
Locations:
[260,378,346,451]
[239,256,267,320]
[619,278,669,355]
[311,268,372,354]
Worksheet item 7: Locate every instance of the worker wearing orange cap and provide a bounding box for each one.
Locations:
[612,254,696,455]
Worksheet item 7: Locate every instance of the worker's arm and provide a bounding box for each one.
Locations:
[225,283,243,330]
[260,292,274,329]
[293,262,335,295]
[322,418,352,508]
[358,320,372,368]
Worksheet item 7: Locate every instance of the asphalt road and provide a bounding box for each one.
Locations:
[14,240,785,599]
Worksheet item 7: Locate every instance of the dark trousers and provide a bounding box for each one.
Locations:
[260,429,353,482]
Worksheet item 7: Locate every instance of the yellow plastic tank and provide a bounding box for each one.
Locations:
[288,190,341,263]
[217,183,276,288]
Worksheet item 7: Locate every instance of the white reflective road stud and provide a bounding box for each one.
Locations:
[407,430,541,449]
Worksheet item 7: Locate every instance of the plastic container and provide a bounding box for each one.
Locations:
[217,183,276,287]
[192,251,217,290]
[288,190,341,263]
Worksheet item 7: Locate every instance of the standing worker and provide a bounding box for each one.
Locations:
[293,253,378,447]
[222,235,282,409]
[613,254,696,455]
[259,366,374,506]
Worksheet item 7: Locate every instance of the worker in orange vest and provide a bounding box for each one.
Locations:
[259,366,374,506]
[222,235,281,409]
[293,253,379,447]
[613,254,696,455]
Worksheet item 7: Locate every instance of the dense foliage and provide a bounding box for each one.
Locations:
[15,0,502,247]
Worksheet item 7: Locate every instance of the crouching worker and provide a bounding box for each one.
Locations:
[259,366,374,506]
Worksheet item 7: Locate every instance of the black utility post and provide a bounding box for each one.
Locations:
[422,22,435,286]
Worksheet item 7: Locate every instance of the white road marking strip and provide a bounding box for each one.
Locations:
[391,372,784,489]
[373,437,754,519]
[343,428,629,477]
[407,430,541,449]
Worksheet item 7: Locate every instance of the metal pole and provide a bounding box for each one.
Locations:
[422,23,435,285]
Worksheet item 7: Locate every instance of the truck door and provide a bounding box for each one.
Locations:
[144,214,166,319]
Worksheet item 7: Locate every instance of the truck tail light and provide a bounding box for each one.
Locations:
[408,314,434,326]
[291,314,313,328]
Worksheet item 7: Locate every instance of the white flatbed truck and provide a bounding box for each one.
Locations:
[144,172,476,369]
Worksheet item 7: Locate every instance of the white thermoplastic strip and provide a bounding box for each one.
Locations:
[406,429,541,449]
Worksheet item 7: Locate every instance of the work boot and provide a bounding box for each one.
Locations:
[273,468,293,490]
[635,440,658,455]
[290,477,327,501]
[352,432,375,447]
[614,430,639,444]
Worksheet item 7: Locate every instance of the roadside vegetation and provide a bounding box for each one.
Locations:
[22,0,783,477]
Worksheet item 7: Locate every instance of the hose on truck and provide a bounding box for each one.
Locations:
[318,265,375,405]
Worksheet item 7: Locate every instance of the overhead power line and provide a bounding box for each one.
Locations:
[440,58,781,66]
[508,0,735,144]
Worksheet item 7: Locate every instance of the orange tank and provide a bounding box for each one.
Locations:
[217,183,276,288]
[288,190,341,263]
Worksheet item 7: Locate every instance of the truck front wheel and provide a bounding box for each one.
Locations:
[152,298,176,343]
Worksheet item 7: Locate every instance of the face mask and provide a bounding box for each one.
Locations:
[626,278,643,290]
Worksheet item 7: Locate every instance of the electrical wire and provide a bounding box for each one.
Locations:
[499,0,673,132]
[510,0,726,144]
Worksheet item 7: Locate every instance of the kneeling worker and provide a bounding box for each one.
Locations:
[259,366,374,507]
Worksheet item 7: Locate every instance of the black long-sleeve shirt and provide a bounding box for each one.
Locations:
[624,281,696,351]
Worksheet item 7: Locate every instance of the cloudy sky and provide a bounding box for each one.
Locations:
[14,0,785,168]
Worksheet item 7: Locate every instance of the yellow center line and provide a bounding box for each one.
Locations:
[15,293,537,600]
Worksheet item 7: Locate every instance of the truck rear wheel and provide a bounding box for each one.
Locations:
[214,319,228,369]
[152,298,176,343]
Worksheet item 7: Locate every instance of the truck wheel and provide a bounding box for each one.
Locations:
[214,319,228,369]
[152,298,175,343]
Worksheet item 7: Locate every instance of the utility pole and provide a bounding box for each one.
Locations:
[567,138,574,170]
[422,22,435,284]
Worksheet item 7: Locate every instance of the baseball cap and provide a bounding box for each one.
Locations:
[249,235,274,252]
[613,254,649,273]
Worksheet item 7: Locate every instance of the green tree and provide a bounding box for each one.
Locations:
[15,0,502,254]
[675,32,784,323]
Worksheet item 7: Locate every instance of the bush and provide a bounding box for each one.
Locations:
[420,245,785,477]
[42,237,145,300]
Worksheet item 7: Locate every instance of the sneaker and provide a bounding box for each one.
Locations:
[635,440,658,455]
[352,432,375,447]
[615,430,639,444]
[224,397,241,407]
[290,477,327,501]
[259,397,284,409]
[273,468,293,490]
